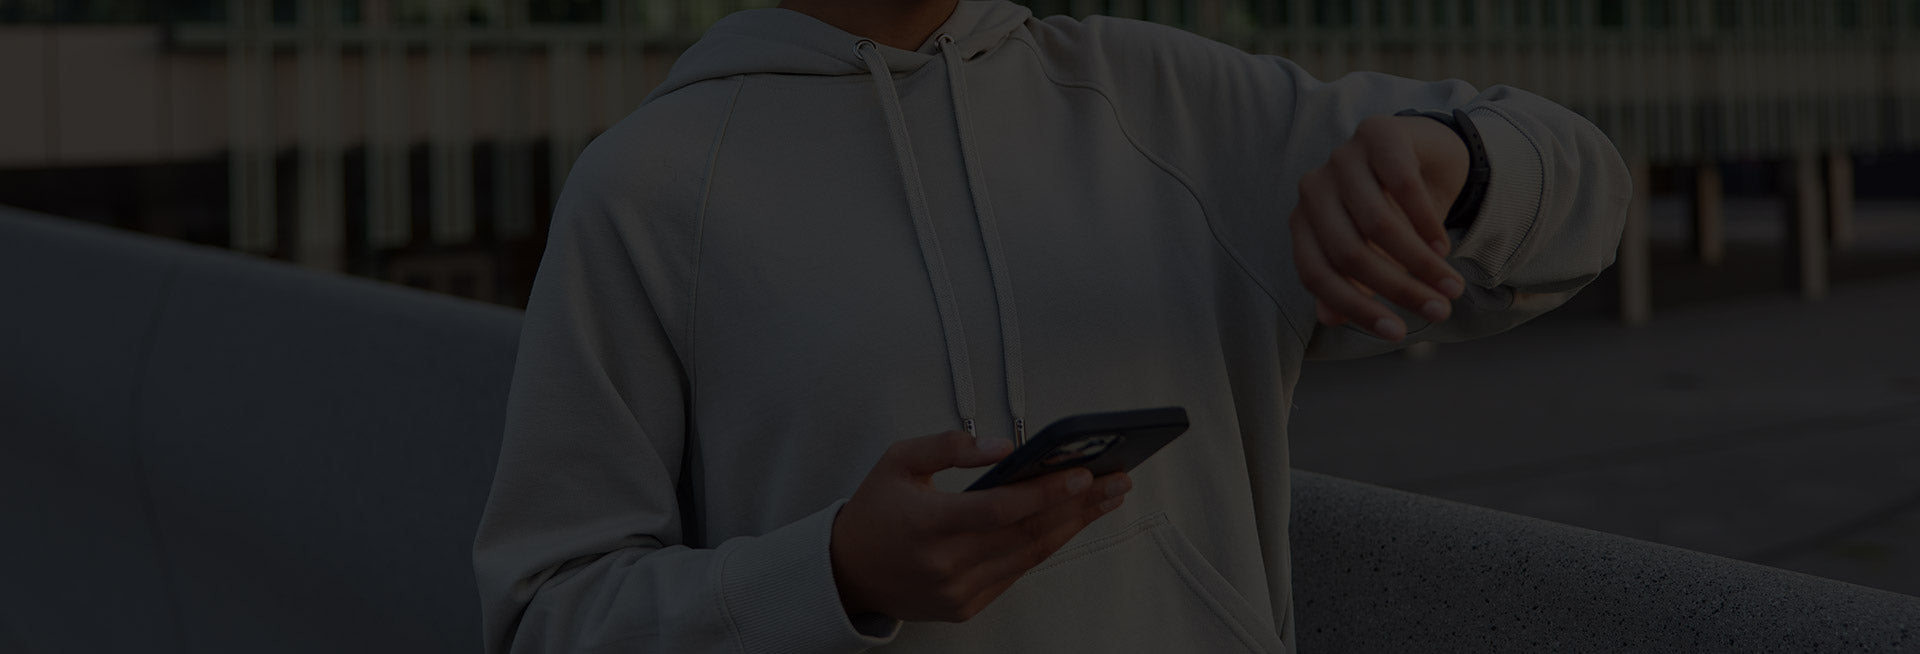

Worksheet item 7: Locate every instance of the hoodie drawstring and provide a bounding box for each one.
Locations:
[936,35,1028,445]
[856,37,1029,445]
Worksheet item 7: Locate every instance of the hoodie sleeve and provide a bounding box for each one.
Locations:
[472,87,899,654]
[1040,16,1631,360]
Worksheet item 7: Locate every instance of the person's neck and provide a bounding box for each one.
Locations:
[776,0,961,51]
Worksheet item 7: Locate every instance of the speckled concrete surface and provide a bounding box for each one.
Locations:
[1290,271,1920,600]
[1290,470,1920,653]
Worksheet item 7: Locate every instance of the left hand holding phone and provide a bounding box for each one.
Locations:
[829,430,1133,624]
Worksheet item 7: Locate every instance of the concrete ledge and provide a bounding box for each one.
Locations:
[1291,469,1920,652]
[0,208,522,653]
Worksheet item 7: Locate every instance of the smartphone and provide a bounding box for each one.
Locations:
[964,406,1189,492]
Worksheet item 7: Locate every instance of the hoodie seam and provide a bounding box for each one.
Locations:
[688,76,745,436]
[1007,37,1310,347]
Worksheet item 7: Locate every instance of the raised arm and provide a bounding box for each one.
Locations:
[1291,86,1632,360]
[1036,16,1631,360]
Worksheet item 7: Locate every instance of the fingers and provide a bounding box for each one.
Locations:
[1314,299,1343,326]
[933,467,1094,534]
[950,436,1016,470]
[1296,117,1486,338]
[1311,160,1456,327]
[1292,195,1413,340]
[1358,121,1452,259]
[963,472,1131,592]
[889,471,1131,623]
[1337,143,1465,300]
[1318,245,1418,327]
[891,430,1013,477]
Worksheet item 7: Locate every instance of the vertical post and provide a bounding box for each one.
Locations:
[297,0,345,271]
[1561,0,1583,127]
[1910,6,1920,149]
[226,0,249,249]
[494,0,534,240]
[430,0,475,245]
[227,0,276,254]
[1620,155,1653,326]
[549,43,587,205]
[1352,0,1374,74]
[605,0,631,125]
[1841,1,1863,155]
[1623,0,1646,160]
[366,0,411,249]
[1486,0,1508,87]
[1692,161,1724,265]
[1285,0,1310,75]
[1826,150,1854,251]
[1673,0,1696,165]
[1464,0,1485,87]
[1786,151,1828,300]
[1740,1,1761,158]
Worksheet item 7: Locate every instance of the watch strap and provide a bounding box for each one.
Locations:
[1394,108,1491,233]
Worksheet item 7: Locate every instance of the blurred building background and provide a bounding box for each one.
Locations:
[2,0,1919,312]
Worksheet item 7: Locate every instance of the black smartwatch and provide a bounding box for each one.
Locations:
[1394,108,1490,232]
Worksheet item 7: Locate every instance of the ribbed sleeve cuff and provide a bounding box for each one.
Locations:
[718,499,902,653]
[1451,106,1546,287]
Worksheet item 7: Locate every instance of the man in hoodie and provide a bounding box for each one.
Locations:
[473,0,1631,652]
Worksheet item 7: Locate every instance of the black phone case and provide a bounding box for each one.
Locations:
[964,406,1189,492]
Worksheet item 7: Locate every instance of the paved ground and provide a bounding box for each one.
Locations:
[1288,198,1920,598]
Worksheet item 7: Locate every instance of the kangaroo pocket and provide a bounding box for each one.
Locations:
[887,512,1285,653]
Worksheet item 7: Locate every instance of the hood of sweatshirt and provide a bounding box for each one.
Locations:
[643,2,1033,103]
[645,0,1042,444]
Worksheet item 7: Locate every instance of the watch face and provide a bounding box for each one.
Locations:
[1042,433,1122,467]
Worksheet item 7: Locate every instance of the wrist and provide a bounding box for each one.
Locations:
[1397,115,1467,206]
[1395,109,1490,232]
[1423,147,1469,215]
[828,507,874,617]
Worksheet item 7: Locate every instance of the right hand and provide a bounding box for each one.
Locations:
[1291,115,1470,340]
[830,430,1133,623]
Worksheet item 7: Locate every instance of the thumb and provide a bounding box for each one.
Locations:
[894,430,1013,477]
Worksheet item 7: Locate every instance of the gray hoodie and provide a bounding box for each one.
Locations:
[472,1,1631,652]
